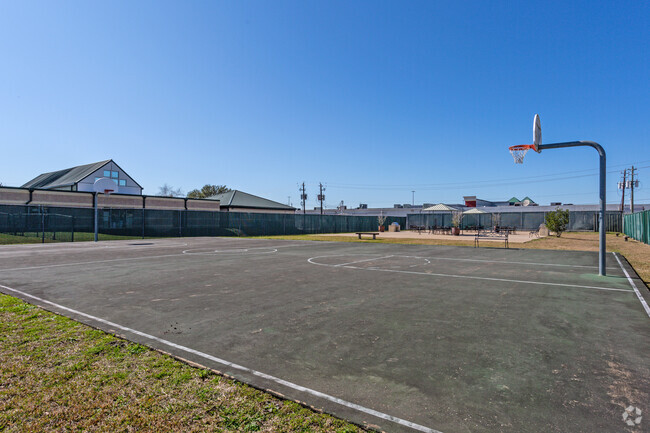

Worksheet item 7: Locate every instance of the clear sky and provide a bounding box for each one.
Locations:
[1,1,648,209]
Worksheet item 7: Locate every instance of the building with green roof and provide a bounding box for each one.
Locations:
[208,190,295,214]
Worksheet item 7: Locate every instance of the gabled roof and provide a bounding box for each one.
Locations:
[422,203,458,211]
[22,160,112,189]
[207,190,295,211]
[521,196,536,203]
[508,197,520,203]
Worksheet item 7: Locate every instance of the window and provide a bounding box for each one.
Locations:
[103,170,110,177]
[112,179,118,185]
[111,171,119,178]
[119,179,126,186]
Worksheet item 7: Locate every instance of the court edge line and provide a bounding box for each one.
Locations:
[307,257,632,293]
[0,243,312,273]
[310,253,619,271]
[355,267,631,293]
[612,253,650,319]
[0,253,184,272]
[0,241,189,254]
[417,255,618,270]
[0,284,442,433]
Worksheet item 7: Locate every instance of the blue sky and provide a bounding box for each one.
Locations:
[1,1,648,209]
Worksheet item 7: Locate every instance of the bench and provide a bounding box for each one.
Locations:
[474,231,509,248]
[356,232,379,240]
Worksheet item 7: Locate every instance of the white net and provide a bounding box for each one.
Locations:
[509,147,530,164]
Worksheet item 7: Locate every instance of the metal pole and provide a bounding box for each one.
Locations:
[599,149,606,276]
[539,141,606,275]
[94,193,98,242]
[142,196,146,239]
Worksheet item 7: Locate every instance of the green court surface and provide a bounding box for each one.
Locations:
[0,238,648,432]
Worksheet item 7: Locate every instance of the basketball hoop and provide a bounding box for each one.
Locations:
[92,177,119,243]
[509,114,542,164]
[509,144,536,164]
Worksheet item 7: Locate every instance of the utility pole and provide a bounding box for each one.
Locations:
[412,190,415,206]
[300,182,307,215]
[619,170,627,213]
[317,183,325,215]
[630,166,636,213]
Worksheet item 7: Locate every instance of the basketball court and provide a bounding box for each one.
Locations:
[1,237,648,432]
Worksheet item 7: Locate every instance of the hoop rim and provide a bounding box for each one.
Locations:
[509,144,536,151]
[103,189,114,195]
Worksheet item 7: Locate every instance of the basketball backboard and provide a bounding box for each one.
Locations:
[533,113,541,152]
[93,177,118,194]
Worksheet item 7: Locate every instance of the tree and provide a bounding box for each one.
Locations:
[187,184,231,199]
[377,212,387,228]
[158,184,184,197]
[545,207,570,237]
[451,210,463,228]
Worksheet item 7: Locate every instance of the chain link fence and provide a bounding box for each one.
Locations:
[0,204,406,242]
[0,206,75,242]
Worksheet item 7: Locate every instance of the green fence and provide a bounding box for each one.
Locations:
[407,211,622,232]
[0,204,406,242]
[624,210,650,244]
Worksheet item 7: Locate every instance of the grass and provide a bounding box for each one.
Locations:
[259,232,650,286]
[524,231,650,285]
[0,232,147,245]
[0,294,364,432]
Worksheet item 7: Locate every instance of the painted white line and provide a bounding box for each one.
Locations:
[312,252,618,271]
[335,255,394,267]
[181,243,313,255]
[182,247,278,255]
[0,242,312,272]
[613,253,650,319]
[307,256,632,293]
[420,255,619,270]
[0,283,442,433]
[359,267,632,293]
[0,253,185,273]
[0,240,189,255]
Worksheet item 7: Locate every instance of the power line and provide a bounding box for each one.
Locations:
[324,165,650,193]
[323,160,650,189]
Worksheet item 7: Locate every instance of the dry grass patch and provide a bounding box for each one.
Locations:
[0,295,364,432]
[522,232,650,285]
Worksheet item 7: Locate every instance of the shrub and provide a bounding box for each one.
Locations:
[545,207,570,237]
